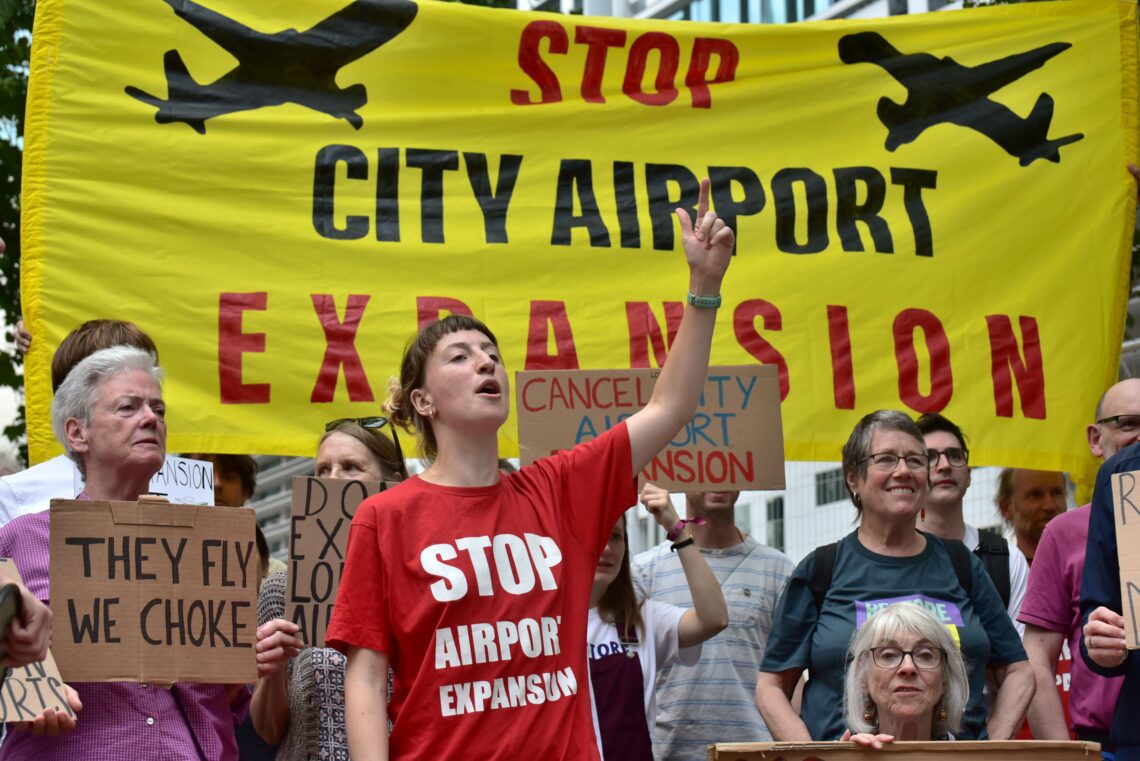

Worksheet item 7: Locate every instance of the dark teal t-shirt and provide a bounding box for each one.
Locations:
[760,530,1026,740]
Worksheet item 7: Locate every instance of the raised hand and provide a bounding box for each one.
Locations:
[675,178,734,297]
[640,483,680,535]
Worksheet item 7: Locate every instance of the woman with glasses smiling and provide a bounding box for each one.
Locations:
[841,603,969,747]
[757,410,1033,743]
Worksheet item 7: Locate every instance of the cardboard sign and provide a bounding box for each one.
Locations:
[707,740,1100,760]
[0,559,76,723]
[49,498,258,685]
[516,366,784,491]
[286,477,387,647]
[67,455,217,506]
[147,455,217,505]
[1111,470,1140,649]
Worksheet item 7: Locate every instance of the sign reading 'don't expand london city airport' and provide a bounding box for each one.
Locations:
[286,476,389,648]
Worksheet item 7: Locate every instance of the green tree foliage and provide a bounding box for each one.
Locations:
[0,0,33,463]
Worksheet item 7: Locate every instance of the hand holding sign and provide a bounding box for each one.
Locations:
[11,686,82,737]
[256,619,304,679]
[1,580,51,668]
[1083,607,1127,668]
[841,728,895,749]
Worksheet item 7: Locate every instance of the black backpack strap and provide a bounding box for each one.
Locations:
[942,538,973,598]
[974,528,1012,610]
[810,542,838,613]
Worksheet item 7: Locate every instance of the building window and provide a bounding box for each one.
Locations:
[766,497,785,553]
[735,502,752,536]
[815,468,847,506]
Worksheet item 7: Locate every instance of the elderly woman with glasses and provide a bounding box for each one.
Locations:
[757,410,1034,742]
[842,603,969,747]
[0,346,250,759]
[251,417,406,761]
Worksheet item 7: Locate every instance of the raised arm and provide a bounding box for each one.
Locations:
[627,178,734,474]
[345,646,390,761]
[640,484,727,647]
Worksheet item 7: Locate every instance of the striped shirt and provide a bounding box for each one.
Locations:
[634,535,793,760]
[0,509,249,761]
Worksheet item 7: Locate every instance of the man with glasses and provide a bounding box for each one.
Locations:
[1017,380,1140,756]
[916,413,1029,634]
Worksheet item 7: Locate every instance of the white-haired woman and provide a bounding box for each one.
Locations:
[842,603,969,748]
[0,345,250,760]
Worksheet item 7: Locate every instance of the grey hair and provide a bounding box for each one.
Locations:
[841,410,925,514]
[844,602,968,738]
[51,345,164,474]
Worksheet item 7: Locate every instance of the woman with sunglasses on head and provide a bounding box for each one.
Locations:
[588,486,727,760]
[252,417,406,761]
[324,180,734,761]
[756,410,1034,743]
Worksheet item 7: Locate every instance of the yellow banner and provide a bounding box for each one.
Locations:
[21,0,1138,474]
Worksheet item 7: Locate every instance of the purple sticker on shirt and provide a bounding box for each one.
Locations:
[855,595,964,628]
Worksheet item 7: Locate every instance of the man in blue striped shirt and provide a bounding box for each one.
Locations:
[634,486,793,759]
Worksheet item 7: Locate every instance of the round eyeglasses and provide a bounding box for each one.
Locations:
[927,447,968,468]
[869,645,943,670]
[859,452,930,472]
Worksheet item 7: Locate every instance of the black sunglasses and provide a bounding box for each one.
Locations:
[325,416,405,466]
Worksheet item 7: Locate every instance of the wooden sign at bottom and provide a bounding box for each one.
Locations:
[708,741,1101,761]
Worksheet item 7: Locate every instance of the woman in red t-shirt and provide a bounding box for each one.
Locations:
[326,179,735,761]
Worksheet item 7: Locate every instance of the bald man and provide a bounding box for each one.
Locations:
[1017,379,1140,753]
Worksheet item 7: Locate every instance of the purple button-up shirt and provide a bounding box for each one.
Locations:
[0,508,250,761]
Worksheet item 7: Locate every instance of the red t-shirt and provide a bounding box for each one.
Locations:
[327,423,636,760]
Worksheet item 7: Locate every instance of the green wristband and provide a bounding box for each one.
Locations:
[687,292,722,309]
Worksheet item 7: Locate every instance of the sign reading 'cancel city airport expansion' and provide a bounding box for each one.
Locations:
[516,366,783,491]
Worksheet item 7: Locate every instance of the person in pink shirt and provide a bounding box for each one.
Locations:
[0,346,249,760]
[1017,379,1140,758]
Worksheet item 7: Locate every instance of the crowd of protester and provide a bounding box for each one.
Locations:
[0,175,1136,761]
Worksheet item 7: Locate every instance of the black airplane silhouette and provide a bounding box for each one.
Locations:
[126,0,418,133]
[838,31,1083,166]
